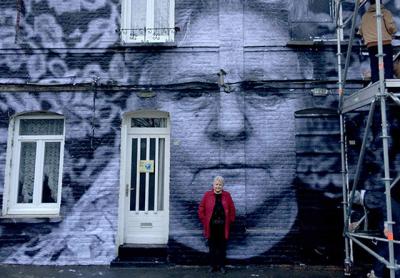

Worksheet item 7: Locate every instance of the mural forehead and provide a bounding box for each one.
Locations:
[133,9,293,84]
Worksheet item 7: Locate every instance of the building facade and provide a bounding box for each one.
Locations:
[0,0,398,265]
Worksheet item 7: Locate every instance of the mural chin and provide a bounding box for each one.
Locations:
[172,161,297,258]
[171,184,298,259]
[228,194,298,259]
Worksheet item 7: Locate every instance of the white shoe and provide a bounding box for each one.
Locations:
[367,270,377,278]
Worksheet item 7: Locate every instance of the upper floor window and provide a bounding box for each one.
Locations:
[2,114,65,216]
[289,0,335,41]
[121,0,175,44]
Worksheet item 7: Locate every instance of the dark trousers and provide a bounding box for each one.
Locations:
[372,199,400,278]
[373,241,400,278]
[208,224,226,268]
[368,44,394,83]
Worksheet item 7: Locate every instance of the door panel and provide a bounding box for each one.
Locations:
[124,135,168,244]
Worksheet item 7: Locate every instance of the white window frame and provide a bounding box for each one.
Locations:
[2,114,65,217]
[121,0,175,44]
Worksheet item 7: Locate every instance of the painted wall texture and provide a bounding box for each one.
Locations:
[0,0,399,266]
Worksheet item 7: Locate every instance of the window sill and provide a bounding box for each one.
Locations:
[0,215,62,224]
[111,41,178,50]
[286,39,361,49]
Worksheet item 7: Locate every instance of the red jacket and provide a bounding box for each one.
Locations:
[198,190,236,240]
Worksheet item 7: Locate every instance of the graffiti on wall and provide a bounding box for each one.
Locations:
[0,0,399,265]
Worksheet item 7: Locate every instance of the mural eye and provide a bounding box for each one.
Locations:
[173,91,212,111]
[247,93,285,110]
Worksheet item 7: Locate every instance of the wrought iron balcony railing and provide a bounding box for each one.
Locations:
[120,27,175,42]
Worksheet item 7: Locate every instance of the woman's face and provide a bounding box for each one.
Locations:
[213,180,224,194]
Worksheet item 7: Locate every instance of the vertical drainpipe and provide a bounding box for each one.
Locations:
[91,77,99,150]
[15,0,22,43]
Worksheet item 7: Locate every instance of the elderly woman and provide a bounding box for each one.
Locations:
[198,176,236,273]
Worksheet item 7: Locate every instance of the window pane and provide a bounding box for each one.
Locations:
[130,138,138,211]
[309,0,332,17]
[154,0,170,29]
[157,138,165,210]
[41,142,61,203]
[17,142,36,203]
[131,0,147,29]
[148,138,156,211]
[20,119,64,135]
[139,138,146,211]
[131,118,167,128]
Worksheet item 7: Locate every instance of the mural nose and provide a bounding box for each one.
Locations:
[207,91,250,141]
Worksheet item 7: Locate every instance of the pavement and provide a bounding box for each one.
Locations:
[0,264,349,278]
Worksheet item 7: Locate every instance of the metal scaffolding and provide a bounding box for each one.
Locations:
[335,0,400,277]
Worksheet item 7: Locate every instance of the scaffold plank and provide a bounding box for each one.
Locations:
[341,82,379,113]
[386,79,400,90]
[341,79,400,114]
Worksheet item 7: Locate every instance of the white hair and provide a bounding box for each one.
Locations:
[213,176,224,184]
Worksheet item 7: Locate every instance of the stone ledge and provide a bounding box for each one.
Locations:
[0,216,63,224]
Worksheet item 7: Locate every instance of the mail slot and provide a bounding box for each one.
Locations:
[140,222,153,228]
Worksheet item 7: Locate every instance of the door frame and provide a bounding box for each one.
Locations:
[116,110,170,250]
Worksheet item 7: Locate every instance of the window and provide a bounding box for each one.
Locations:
[3,114,65,216]
[131,117,167,128]
[121,0,175,44]
[289,0,335,41]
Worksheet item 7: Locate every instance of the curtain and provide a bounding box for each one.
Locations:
[42,142,61,203]
[20,119,64,135]
[17,118,63,204]
[17,142,36,203]
[131,0,147,30]
[154,0,170,31]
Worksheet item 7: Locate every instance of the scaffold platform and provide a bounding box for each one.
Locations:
[342,79,400,113]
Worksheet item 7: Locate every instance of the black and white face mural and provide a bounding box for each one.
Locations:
[154,0,300,259]
[0,0,399,265]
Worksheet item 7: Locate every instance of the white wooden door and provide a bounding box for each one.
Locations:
[124,134,169,244]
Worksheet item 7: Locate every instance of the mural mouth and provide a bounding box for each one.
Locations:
[192,164,271,191]
[190,165,274,215]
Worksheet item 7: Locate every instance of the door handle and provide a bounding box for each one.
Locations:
[125,184,129,197]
